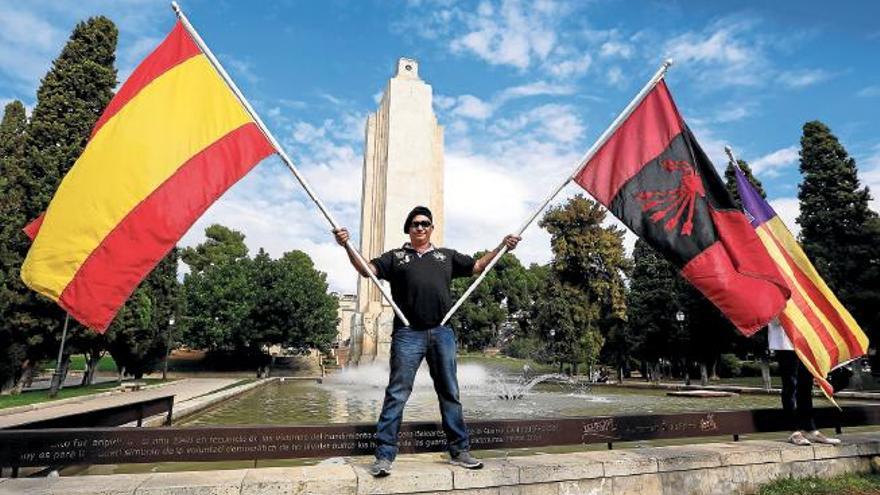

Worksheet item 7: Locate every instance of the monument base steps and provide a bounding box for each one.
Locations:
[3,433,880,495]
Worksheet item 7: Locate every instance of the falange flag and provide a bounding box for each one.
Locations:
[574,81,790,335]
[21,21,275,331]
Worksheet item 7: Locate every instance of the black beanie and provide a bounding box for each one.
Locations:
[404,206,433,233]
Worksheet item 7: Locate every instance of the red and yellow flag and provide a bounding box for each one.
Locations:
[735,166,869,399]
[21,21,275,332]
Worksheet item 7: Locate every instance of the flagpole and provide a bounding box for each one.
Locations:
[170,2,409,326]
[724,145,741,171]
[441,59,674,326]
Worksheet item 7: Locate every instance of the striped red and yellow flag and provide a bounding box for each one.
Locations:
[21,21,275,332]
[735,167,869,399]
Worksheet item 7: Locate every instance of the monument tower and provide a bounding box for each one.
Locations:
[350,58,444,364]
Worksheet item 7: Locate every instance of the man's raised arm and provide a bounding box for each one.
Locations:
[333,228,378,277]
[473,234,521,274]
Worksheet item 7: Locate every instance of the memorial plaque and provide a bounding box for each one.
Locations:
[2,406,878,468]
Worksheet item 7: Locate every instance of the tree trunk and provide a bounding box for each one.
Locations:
[12,361,36,395]
[683,360,691,386]
[617,366,625,384]
[82,353,102,386]
[710,360,719,381]
[23,363,36,388]
[48,354,72,397]
[760,356,772,391]
[700,362,709,386]
[117,366,126,384]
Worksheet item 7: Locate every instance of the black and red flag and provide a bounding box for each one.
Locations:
[574,80,790,335]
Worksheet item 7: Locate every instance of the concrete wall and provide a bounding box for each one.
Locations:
[4,432,880,494]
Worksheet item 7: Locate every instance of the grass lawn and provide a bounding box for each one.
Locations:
[758,473,880,494]
[458,353,556,374]
[67,354,118,372]
[0,378,165,410]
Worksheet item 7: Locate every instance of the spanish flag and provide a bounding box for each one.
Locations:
[735,165,869,397]
[21,21,275,332]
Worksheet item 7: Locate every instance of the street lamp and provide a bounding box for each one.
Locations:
[675,310,688,385]
[163,317,175,381]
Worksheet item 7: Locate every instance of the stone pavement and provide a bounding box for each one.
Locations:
[0,378,239,429]
[3,432,880,494]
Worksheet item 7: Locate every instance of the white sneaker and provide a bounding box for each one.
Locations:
[804,430,842,445]
[788,431,811,446]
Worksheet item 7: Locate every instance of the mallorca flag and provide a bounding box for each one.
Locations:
[20,21,275,331]
[574,81,790,335]
[735,166,868,396]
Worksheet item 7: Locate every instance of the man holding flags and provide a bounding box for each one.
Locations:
[334,207,520,477]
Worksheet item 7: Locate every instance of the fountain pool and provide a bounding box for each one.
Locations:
[180,362,859,426]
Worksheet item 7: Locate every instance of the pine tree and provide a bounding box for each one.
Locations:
[5,17,118,393]
[797,120,880,355]
[0,101,29,393]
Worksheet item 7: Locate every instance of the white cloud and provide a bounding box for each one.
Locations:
[751,146,799,177]
[606,66,624,86]
[449,0,562,70]
[663,18,765,87]
[0,8,62,89]
[857,85,880,98]
[451,94,494,120]
[599,40,633,59]
[439,80,576,121]
[777,69,831,88]
[543,53,592,78]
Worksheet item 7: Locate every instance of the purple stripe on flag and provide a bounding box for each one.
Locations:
[735,166,776,227]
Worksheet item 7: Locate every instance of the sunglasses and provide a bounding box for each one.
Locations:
[410,220,433,229]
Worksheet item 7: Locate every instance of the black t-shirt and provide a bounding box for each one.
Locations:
[372,245,475,330]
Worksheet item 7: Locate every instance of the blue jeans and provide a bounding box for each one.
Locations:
[374,325,469,461]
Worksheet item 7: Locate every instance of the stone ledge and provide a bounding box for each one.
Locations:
[3,433,880,495]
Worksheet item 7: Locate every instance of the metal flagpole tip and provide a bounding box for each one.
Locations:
[724,145,733,155]
[663,58,674,68]
[171,1,181,14]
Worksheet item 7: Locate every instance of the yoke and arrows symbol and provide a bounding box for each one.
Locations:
[634,159,705,236]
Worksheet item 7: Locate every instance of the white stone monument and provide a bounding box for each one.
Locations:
[349,57,444,365]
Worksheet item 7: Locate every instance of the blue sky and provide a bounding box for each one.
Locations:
[1,0,878,293]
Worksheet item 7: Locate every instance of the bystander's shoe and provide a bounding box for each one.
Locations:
[369,458,392,477]
[788,431,811,446]
[805,430,842,445]
[450,451,483,469]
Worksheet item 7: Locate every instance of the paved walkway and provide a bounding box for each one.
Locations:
[0,378,238,429]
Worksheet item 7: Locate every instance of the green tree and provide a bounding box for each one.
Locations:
[0,101,29,393]
[181,224,249,273]
[626,239,683,381]
[3,17,118,393]
[181,226,337,376]
[450,251,530,351]
[797,121,880,361]
[536,195,628,375]
[259,250,338,353]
